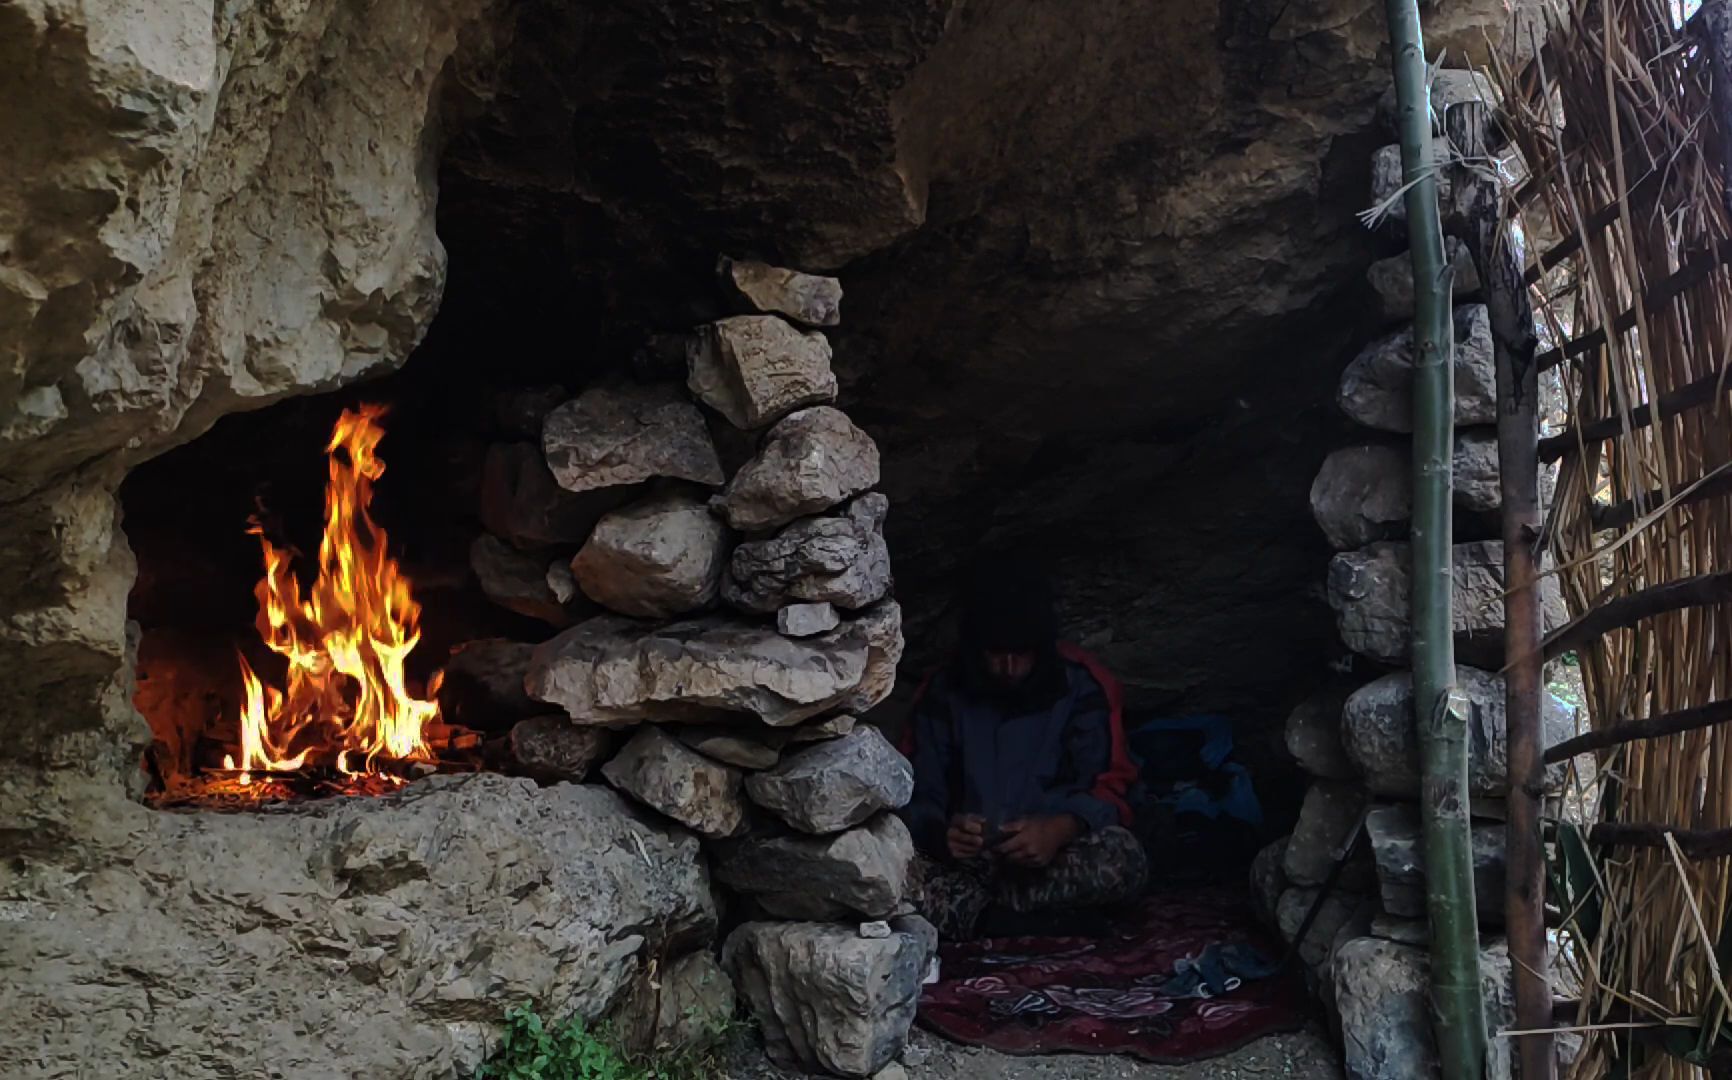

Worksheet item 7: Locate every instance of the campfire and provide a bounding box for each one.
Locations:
[147,405,479,808]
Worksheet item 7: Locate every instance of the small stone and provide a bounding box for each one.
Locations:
[745,726,914,834]
[601,727,747,839]
[787,713,858,743]
[719,256,843,327]
[1338,304,1496,432]
[713,813,915,920]
[471,534,573,626]
[1284,781,1371,888]
[724,918,927,1077]
[507,716,615,782]
[1453,428,1502,513]
[1343,666,1578,799]
[720,407,880,532]
[688,315,838,429]
[570,489,730,618]
[859,920,892,939]
[528,615,870,727]
[1284,691,1357,779]
[675,726,784,770]
[1366,238,1483,323]
[872,1065,909,1080]
[542,384,724,494]
[899,1042,933,1068]
[778,602,841,637]
[837,601,903,716]
[480,442,629,550]
[1369,138,1455,229]
[440,638,538,718]
[545,560,578,605]
[724,494,891,613]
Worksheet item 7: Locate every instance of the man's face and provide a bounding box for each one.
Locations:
[983,650,1037,687]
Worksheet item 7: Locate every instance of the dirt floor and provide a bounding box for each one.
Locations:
[723,1025,1344,1079]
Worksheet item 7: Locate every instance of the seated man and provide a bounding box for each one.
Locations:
[899,558,1149,941]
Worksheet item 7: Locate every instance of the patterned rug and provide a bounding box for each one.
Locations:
[916,887,1306,1062]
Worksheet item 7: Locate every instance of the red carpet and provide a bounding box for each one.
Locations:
[916,888,1306,1063]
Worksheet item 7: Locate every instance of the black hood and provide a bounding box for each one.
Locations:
[953,555,1067,706]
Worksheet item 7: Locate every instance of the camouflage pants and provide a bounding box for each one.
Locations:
[915,825,1149,942]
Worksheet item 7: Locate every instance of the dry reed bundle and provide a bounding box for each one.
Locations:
[1490,0,1732,1075]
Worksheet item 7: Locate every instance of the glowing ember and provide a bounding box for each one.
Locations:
[220,404,440,786]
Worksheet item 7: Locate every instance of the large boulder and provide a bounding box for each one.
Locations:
[570,489,731,618]
[720,407,880,532]
[718,257,844,328]
[1333,936,1514,1080]
[1342,666,1577,799]
[724,919,927,1077]
[723,493,891,613]
[471,534,578,626]
[1337,304,1496,432]
[744,726,914,834]
[1284,781,1370,888]
[713,813,915,920]
[1365,803,1506,923]
[2,775,714,1078]
[1284,691,1357,780]
[527,615,869,727]
[601,726,748,839]
[541,385,725,494]
[1326,540,1566,667]
[687,315,838,429]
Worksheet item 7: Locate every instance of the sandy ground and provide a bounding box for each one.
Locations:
[722,1025,1344,1080]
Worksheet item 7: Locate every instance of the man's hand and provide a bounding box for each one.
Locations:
[946,814,987,860]
[995,815,1083,868]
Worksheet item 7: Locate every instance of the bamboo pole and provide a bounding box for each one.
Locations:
[1383,5,1488,1075]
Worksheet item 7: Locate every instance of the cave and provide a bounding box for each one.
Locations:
[2,1,1539,1077]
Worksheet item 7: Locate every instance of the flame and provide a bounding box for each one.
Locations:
[229,404,437,782]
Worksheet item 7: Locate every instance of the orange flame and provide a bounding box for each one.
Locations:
[225,404,438,782]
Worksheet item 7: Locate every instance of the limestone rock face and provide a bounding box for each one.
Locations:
[744,726,914,834]
[724,494,892,613]
[472,534,576,626]
[719,257,844,327]
[542,385,725,494]
[714,813,915,920]
[1284,781,1370,887]
[602,726,747,839]
[571,490,731,618]
[688,315,838,429]
[1365,803,1506,923]
[724,919,927,1077]
[1,775,714,1079]
[507,716,615,782]
[1338,305,1497,432]
[528,615,869,727]
[1327,540,1566,667]
[1285,691,1357,780]
[1342,667,1577,799]
[1366,238,1483,323]
[720,407,880,532]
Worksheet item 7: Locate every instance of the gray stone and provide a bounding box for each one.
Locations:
[3,775,713,1080]
[1369,138,1456,229]
[1343,666,1577,799]
[1277,885,1365,975]
[528,615,870,727]
[720,407,880,531]
[507,715,615,782]
[1453,428,1502,513]
[441,638,538,718]
[778,602,841,637]
[1366,238,1483,323]
[471,533,574,626]
[719,256,844,327]
[787,713,859,743]
[1250,837,1289,930]
[1365,803,1507,923]
[601,726,747,839]
[571,489,731,618]
[837,601,904,716]
[1285,691,1357,779]
[1311,444,1412,551]
[745,726,914,834]
[481,442,630,550]
[688,315,838,429]
[859,920,893,939]
[606,949,736,1057]
[714,814,915,921]
[1333,936,1515,1080]
[1338,304,1496,432]
[1284,781,1370,888]
[1326,540,1566,667]
[724,919,927,1078]
[542,384,725,494]
[545,559,579,605]
[676,726,784,770]
[724,493,891,613]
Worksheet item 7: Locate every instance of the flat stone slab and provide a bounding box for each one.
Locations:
[744,725,913,834]
[688,314,837,429]
[713,813,914,920]
[542,384,724,494]
[601,725,747,839]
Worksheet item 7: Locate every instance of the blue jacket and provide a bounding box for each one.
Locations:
[899,658,1120,858]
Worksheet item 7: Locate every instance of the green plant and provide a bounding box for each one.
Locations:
[474,1004,743,1080]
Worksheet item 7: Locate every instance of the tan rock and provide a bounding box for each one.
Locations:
[688,315,837,429]
[720,407,880,532]
[571,489,730,618]
[542,385,724,494]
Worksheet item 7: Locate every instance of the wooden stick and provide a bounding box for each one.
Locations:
[1542,570,1732,661]
[1546,699,1732,763]
[1591,463,1732,530]
[1587,822,1732,860]
[1534,240,1732,372]
[1540,362,1732,463]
